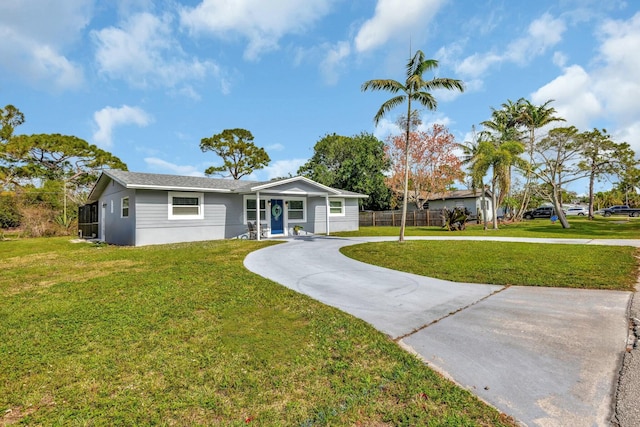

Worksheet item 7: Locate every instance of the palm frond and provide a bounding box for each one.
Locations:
[410,91,437,111]
[406,50,425,76]
[361,79,405,93]
[374,96,406,125]
[423,77,465,93]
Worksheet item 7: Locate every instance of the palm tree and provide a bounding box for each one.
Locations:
[362,50,464,241]
[457,126,488,230]
[515,99,565,218]
[473,135,525,229]
[480,107,524,217]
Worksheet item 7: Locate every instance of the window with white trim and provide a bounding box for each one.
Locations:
[121,197,129,218]
[287,199,305,222]
[245,198,266,222]
[329,198,344,216]
[168,192,204,220]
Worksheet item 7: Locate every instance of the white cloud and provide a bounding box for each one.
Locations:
[593,12,640,123]
[505,13,566,65]
[531,65,602,130]
[92,12,226,92]
[531,12,640,155]
[267,143,285,152]
[92,105,153,148]
[249,158,308,181]
[354,0,446,53]
[456,13,566,79]
[0,0,89,90]
[179,0,334,61]
[144,157,205,176]
[319,41,351,85]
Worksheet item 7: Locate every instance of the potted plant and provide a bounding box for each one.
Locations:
[293,225,303,235]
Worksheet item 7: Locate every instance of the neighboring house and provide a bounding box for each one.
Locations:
[421,189,495,221]
[81,170,367,246]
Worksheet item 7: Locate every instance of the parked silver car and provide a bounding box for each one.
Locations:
[566,206,588,216]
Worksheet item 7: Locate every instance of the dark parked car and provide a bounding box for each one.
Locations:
[523,206,564,219]
[602,205,640,217]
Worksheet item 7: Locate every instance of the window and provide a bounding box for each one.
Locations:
[121,197,129,218]
[168,192,204,220]
[329,199,344,216]
[287,200,305,221]
[245,198,266,222]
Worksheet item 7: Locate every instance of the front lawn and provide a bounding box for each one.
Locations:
[340,241,639,290]
[0,237,516,426]
[335,216,640,239]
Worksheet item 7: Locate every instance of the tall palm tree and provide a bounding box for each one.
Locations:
[362,50,464,241]
[457,126,488,229]
[515,99,565,218]
[480,107,523,216]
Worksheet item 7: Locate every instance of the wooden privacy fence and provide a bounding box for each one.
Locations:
[359,209,446,227]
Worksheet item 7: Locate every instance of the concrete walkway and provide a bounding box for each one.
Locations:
[244,236,640,426]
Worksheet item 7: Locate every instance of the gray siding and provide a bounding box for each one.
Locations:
[134,190,248,246]
[310,198,360,233]
[100,180,136,245]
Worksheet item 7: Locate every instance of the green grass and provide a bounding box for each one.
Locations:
[341,241,639,291]
[0,237,516,426]
[335,216,640,239]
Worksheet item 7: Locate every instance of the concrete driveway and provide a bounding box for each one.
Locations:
[243,236,637,426]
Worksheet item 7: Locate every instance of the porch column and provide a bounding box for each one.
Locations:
[325,194,330,236]
[256,191,261,241]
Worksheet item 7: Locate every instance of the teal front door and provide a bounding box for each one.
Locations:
[270,199,284,234]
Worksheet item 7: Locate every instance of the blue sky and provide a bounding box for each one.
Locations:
[1,0,639,194]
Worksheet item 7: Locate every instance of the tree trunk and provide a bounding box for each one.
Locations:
[399,99,412,242]
[491,174,499,230]
[588,168,596,220]
[551,185,570,229]
[480,183,488,231]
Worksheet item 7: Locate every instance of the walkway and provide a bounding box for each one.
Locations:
[244,236,640,426]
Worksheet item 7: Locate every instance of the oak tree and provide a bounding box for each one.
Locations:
[200,128,270,180]
[297,132,391,210]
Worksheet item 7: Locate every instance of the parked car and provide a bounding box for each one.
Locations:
[523,206,565,219]
[601,205,640,217]
[566,206,588,216]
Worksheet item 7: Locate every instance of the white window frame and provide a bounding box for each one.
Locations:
[168,191,204,220]
[243,196,267,224]
[121,197,129,218]
[286,198,306,223]
[328,198,345,216]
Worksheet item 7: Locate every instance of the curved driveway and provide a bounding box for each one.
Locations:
[244,236,639,426]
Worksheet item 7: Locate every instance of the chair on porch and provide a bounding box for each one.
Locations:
[247,221,269,239]
[247,221,258,239]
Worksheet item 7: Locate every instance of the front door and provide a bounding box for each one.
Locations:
[270,199,284,234]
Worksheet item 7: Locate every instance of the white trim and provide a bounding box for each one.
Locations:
[243,195,267,224]
[168,191,204,220]
[328,198,345,216]
[121,196,129,218]
[285,198,306,223]
[128,184,232,193]
[249,176,341,194]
